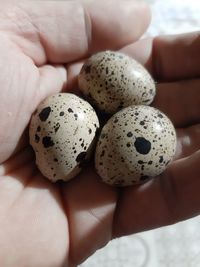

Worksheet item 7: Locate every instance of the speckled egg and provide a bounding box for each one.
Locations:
[95,105,177,186]
[78,50,156,114]
[29,93,99,182]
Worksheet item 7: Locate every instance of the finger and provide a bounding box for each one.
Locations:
[113,150,200,237]
[121,36,200,128]
[61,167,117,266]
[121,31,200,81]
[65,61,84,92]
[176,124,200,159]
[153,79,200,127]
[12,0,151,65]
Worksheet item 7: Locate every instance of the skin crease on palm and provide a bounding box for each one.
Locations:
[0,0,199,266]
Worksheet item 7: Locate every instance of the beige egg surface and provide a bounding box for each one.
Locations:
[78,50,156,114]
[29,93,99,182]
[95,105,177,186]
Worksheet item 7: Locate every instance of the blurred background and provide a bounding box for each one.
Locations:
[80,0,200,266]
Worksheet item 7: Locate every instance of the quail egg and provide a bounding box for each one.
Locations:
[95,105,177,186]
[78,50,156,114]
[29,93,99,182]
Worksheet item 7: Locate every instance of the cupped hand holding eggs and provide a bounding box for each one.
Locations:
[0,0,199,264]
[2,0,200,266]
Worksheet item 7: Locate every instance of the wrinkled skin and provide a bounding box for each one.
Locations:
[0,1,199,267]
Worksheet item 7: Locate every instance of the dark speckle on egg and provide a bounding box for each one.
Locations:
[35,134,40,143]
[37,126,41,132]
[134,137,151,155]
[76,152,87,163]
[159,156,164,163]
[126,143,131,148]
[157,112,164,118]
[68,108,73,113]
[42,136,54,148]
[54,123,60,133]
[39,107,51,121]
[127,132,133,137]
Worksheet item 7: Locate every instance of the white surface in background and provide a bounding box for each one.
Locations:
[147,0,200,36]
[81,216,200,267]
[80,0,200,266]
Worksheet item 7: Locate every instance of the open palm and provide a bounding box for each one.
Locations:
[0,1,150,266]
[0,1,199,267]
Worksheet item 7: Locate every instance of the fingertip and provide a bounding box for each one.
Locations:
[121,37,154,70]
[54,65,68,86]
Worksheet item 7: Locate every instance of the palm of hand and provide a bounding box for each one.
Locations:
[0,2,200,267]
[0,31,72,267]
[0,2,142,266]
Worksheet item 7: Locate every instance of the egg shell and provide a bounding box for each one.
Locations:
[95,105,177,186]
[29,93,99,182]
[78,50,156,114]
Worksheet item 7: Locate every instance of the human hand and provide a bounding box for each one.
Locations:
[113,32,200,236]
[0,0,150,266]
